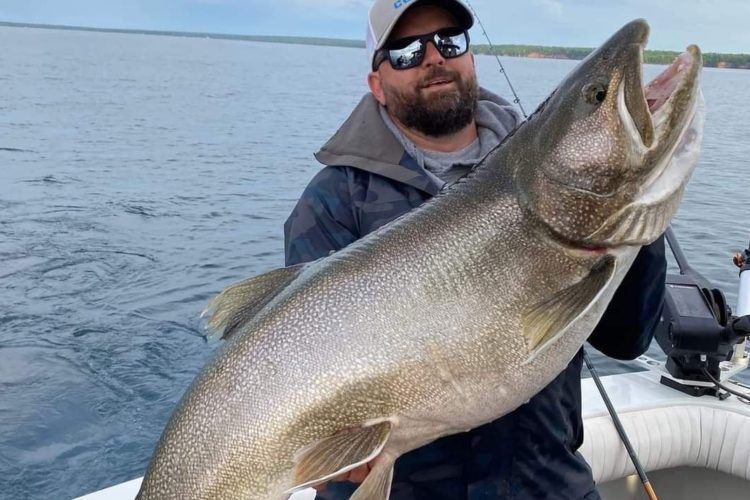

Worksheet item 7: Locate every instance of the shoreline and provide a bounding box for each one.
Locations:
[2,21,748,70]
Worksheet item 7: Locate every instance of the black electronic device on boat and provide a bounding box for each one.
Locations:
[654,228,750,397]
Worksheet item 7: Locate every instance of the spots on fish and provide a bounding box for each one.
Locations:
[137,18,702,499]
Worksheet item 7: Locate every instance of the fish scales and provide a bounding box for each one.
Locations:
[137,19,705,500]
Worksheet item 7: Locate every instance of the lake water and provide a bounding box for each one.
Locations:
[1,26,749,500]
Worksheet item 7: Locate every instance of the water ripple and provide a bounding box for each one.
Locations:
[0,147,35,153]
[0,27,748,500]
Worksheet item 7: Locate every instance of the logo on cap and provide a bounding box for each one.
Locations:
[393,0,414,10]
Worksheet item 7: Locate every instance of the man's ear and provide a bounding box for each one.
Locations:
[368,71,387,106]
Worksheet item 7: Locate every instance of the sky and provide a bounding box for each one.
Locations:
[0,0,748,54]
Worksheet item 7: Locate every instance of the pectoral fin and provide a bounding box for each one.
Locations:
[202,264,305,339]
[523,256,615,356]
[289,421,392,492]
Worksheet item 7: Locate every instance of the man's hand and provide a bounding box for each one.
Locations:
[313,458,376,491]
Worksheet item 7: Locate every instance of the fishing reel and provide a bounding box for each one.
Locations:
[654,229,750,397]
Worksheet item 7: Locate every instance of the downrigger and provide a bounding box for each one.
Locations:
[654,227,750,399]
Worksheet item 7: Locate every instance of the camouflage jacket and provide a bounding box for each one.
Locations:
[284,90,666,500]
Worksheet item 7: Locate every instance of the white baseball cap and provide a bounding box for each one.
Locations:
[366,0,474,70]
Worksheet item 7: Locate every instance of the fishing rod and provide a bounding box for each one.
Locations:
[732,238,750,375]
[582,350,658,500]
[464,1,527,118]
[462,1,657,497]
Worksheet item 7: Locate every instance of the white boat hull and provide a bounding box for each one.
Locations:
[74,368,750,499]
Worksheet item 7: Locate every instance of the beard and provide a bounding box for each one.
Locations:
[382,67,479,138]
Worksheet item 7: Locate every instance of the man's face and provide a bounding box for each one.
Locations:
[369,4,479,138]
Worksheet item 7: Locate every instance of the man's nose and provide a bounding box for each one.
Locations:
[421,40,446,67]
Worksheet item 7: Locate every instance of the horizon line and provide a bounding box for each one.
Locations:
[1,20,749,57]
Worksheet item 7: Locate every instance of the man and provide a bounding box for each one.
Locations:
[284,0,666,498]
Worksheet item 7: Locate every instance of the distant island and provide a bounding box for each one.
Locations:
[2,21,748,69]
[472,44,750,70]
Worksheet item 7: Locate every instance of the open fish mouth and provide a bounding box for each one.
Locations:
[645,51,696,114]
[589,39,704,247]
[637,44,703,194]
[621,36,702,155]
[644,46,702,135]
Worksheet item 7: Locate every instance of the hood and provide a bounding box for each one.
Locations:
[315,88,519,196]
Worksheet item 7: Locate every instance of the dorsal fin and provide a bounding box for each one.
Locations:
[523,256,616,358]
[202,264,305,339]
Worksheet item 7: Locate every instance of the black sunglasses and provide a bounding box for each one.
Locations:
[373,27,470,71]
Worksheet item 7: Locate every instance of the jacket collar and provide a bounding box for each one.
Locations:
[315,88,517,197]
[315,93,443,196]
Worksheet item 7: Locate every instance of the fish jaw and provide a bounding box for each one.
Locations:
[514,19,703,249]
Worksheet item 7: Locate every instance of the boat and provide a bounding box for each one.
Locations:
[583,359,750,499]
[73,362,750,499]
[582,230,750,499]
[75,233,750,499]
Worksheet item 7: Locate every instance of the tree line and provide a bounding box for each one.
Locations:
[1,22,747,69]
[472,44,750,69]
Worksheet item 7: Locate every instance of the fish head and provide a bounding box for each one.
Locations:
[516,18,704,248]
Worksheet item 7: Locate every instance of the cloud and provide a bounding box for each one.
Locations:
[0,0,747,53]
[534,0,564,19]
[185,0,241,4]
[290,0,369,8]
[468,0,750,53]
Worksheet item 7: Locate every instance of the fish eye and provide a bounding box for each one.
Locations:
[582,82,608,104]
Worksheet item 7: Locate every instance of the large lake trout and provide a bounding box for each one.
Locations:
[137,19,704,500]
